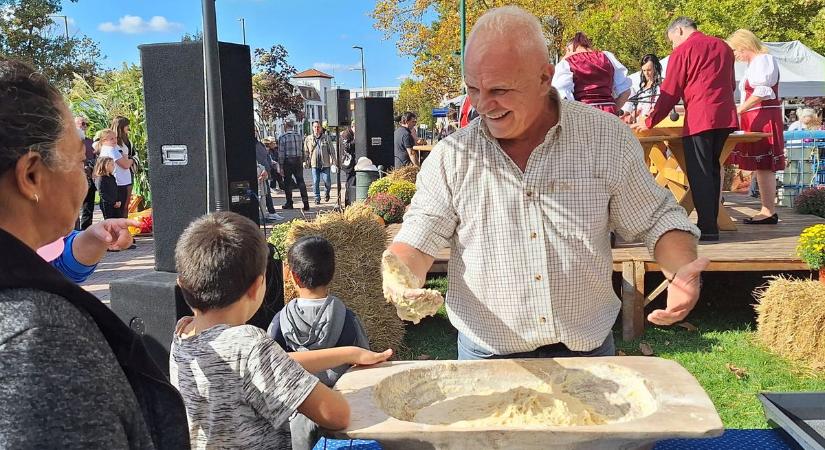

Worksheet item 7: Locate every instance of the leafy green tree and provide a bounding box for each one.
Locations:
[253,45,304,124]
[396,78,438,130]
[0,0,102,89]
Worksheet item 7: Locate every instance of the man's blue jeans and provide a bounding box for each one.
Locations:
[312,166,331,201]
[456,332,615,360]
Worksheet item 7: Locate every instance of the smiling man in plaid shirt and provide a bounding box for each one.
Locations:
[383,6,710,360]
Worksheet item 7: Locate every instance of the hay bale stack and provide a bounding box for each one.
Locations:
[387,165,419,184]
[755,277,825,370]
[282,206,405,352]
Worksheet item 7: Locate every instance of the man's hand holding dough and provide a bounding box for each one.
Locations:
[382,250,444,324]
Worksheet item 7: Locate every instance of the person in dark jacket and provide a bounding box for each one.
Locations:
[93,156,120,219]
[74,115,97,230]
[0,59,190,449]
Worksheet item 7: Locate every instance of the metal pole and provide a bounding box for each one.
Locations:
[62,15,69,40]
[239,18,246,45]
[353,46,366,97]
[202,0,230,211]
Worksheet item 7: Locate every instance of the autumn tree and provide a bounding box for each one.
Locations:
[253,45,304,124]
[396,78,438,129]
[0,0,102,89]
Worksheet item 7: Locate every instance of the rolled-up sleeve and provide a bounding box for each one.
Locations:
[608,126,700,254]
[393,142,458,257]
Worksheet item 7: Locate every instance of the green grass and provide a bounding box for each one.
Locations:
[399,274,825,429]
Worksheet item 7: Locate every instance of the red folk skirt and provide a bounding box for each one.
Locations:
[731,106,785,171]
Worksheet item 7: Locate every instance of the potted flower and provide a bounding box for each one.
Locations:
[797,224,825,284]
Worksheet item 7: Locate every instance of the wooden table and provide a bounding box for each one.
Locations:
[412,144,433,164]
[636,130,770,231]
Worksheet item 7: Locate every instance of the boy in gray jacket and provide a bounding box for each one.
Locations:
[269,235,371,450]
[269,235,370,385]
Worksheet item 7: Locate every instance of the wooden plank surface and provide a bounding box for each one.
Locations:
[386,192,820,274]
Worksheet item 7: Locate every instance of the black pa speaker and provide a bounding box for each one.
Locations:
[111,246,285,375]
[326,88,351,127]
[353,97,394,169]
[139,41,259,273]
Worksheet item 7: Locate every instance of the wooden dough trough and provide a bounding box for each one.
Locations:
[331,357,722,449]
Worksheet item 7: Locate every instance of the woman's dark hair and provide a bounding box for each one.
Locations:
[287,235,335,289]
[0,59,65,177]
[111,115,130,147]
[568,32,593,50]
[639,53,663,91]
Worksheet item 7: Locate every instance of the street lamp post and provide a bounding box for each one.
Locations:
[238,18,246,45]
[352,45,367,98]
[51,15,69,40]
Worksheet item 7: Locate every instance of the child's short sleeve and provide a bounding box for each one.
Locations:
[243,335,319,428]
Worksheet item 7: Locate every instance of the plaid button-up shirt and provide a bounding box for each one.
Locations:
[394,97,699,354]
[278,130,305,166]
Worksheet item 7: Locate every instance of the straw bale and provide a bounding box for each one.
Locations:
[754,277,825,371]
[387,165,419,184]
[282,207,405,352]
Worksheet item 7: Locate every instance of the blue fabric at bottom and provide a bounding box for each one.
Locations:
[315,430,792,450]
[655,429,791,449]
[312,438,383,450]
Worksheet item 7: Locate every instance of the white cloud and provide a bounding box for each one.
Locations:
[98,15,183,34]
[396,74,412,81]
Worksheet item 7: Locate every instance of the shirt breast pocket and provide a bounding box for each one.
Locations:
[545,179,610,241]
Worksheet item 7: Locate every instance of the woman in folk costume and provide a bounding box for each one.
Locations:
[727,29,784,224]
[621,54,663,123]
[552,32,632,115]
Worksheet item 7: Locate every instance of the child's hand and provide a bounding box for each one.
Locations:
[351,348,393,367]
[114,201,121,208]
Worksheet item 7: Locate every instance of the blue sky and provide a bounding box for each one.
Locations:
[58,0,415,89]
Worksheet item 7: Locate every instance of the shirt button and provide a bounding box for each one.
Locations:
[530,232,537,239]
[539,316,547,323]
[535,274,542,281]
[526,191,533,197]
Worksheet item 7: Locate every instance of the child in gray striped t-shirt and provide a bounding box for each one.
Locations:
[169,212,393,450]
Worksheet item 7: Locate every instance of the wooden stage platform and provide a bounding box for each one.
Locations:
[386,192,822,340]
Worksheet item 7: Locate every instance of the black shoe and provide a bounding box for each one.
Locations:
[315,199,321,205]
[699,233,719,242]
[127,243,137,250]
[302,205,311,211]
[743,213,778,225]
[325,193,330,202]
[282,204,294,210]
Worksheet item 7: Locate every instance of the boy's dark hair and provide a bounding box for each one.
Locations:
[175,211,268,311]
[287,235,335,289]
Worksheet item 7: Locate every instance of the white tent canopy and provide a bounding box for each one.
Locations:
[628,41,825,99]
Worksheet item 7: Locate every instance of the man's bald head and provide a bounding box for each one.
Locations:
[465,6,549,72]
